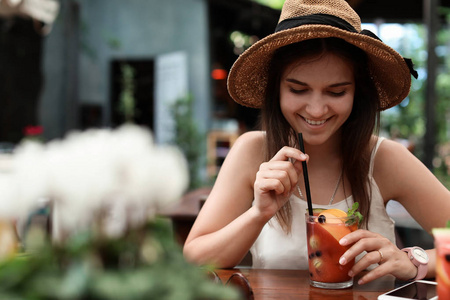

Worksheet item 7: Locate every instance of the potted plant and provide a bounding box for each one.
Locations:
[0,125,239,299]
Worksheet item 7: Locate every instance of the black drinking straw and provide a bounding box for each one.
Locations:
[298,133,313,216]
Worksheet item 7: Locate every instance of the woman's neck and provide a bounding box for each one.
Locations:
[303,133,342,166]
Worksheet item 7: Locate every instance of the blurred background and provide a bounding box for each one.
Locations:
[1,0,450,253]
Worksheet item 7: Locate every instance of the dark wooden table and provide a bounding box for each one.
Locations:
[215,268,402,300]
[159,187,211,245]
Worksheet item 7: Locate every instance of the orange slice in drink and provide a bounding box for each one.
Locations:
[318,209,347,224]
[321,208,348,218]
[316,209,353,242]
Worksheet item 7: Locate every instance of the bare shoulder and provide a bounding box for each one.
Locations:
[229,131,266,162]
[216,130,266,185]
[193,131,265,226]
[234,130,265,148]
[373,137,435,201]
[373,137,416,179]
[375,137,412,162]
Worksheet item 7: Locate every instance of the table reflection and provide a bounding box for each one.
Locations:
[214,268,399,300]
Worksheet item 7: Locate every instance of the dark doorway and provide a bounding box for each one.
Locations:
[0,17,43,144]
[207,0,279,132]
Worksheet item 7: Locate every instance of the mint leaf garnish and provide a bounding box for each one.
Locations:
[446,220,450,228]
[347,202,363,226]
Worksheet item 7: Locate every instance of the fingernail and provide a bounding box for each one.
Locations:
[348,270,354,277]
[300,154,307,160]
[339,256,346,265]
[339,238,347,245]
[358,279,364,285]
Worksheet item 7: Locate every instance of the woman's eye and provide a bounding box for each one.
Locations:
[289,88,308,94]
[328,91,346,97]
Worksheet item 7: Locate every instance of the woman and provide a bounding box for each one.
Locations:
[184,0,450,285]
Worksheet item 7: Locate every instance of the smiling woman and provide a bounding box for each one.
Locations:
[278,48,355,146]
[184,0,450,289]
[256,36,378,234]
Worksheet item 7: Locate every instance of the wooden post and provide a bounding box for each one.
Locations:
[423,0,438,169]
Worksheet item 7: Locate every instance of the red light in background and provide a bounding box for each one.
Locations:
[211,69,227,80]
[24,125,43,136]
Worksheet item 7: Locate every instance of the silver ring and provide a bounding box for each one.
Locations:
[377,250,384,263]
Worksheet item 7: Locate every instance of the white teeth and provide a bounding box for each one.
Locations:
[305,118,326,125]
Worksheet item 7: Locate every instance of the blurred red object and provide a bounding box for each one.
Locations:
[24,125,43,136]
[211,68,227,80]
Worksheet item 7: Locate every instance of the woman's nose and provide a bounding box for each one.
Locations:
[305,94,328,117]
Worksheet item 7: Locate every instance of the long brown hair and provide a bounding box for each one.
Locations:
[261,38,380,232]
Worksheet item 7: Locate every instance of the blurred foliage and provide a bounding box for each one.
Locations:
[436,12,450,145]
[379,24,427,159]
[118,63,137,123]
[0,219,239,300]
[171,94,206,190]
[433,8,450,178]
[252,0,284,10]
[379,18,450,174]
[435,167,450,189]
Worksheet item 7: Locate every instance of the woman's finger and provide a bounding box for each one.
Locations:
[254,177,287,195]
[339,229,381,246]
[340,234,391,266]
[255,170,295,194]
[356,262,393,285]
[336,228,419,284]
[271,146,307,163]
[258,161,299,191]
[348,249,386,277]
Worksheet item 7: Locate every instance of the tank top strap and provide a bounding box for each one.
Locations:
[369,137,385,176]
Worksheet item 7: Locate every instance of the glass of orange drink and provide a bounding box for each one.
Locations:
[432,227,450,299]
[305,208,359,289]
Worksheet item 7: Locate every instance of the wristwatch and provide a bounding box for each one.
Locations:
[402,247,429,280]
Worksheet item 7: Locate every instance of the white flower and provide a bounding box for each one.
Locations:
[0,125,189,240]
[0,142,48,220]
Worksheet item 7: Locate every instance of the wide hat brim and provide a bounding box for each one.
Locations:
[227,24,412,111]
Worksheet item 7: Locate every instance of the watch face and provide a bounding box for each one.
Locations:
[413,248,429,264]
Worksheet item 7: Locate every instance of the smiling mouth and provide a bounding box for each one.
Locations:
[303,118,327,126]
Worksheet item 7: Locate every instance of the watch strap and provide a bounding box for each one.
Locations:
[402,247,428,280]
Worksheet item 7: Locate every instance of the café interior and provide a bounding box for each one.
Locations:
[0,0,450,298]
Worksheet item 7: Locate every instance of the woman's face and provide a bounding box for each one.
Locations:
[279,53,355,146]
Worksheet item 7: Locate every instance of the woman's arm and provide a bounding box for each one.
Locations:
[183,131,266,267]
[376,139,450,231]
[183,131,305,268]
[342,139,450,284]
[374,139,450,278]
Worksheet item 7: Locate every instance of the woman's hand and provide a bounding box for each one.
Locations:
[338,229,418,284]
[253,146,307,220]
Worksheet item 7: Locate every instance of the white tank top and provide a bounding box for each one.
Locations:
[250,137,396,269]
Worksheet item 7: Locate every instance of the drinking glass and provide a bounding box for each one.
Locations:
[305,212,358,289]
[433,228,450,299]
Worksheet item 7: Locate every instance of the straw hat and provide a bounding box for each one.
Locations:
[227,0,418,111]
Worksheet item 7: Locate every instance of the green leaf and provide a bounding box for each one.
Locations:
[0,220,240,299]
[347,202,363,226]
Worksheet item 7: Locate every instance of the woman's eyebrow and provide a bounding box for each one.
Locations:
[285,78,307,86]
[285,78,353,87]
[329,82,353,87]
